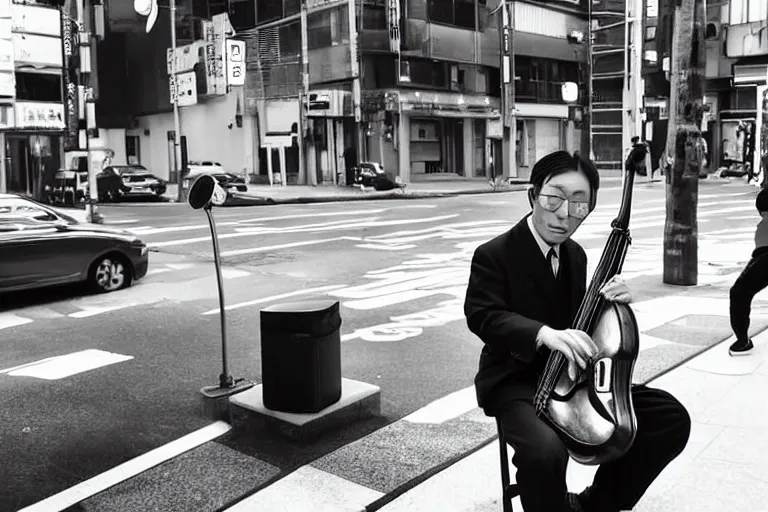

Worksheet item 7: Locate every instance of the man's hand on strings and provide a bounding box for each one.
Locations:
[600,274,632,304]
[538,326,598,380]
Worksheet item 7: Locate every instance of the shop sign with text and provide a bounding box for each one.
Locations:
[15,101,65,130]
[61,8,78,150]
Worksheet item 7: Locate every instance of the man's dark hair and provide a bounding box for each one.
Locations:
[756,188,768,213]
[528,150,600,210]
[631,136,640,144]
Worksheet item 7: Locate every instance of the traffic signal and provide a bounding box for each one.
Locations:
[133,0,158,33]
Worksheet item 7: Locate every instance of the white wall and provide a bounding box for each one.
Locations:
[129,91,255,180]
[89,128,127,166]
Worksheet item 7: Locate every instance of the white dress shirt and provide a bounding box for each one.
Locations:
[527,215,559,277]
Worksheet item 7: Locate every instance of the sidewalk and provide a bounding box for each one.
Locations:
[377,331,768,512]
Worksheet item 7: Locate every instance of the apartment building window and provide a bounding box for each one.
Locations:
[284,0,301,17]
[730,0,768,24]
[514,56,578,103]
[403,58,447,88]
[257,0,284,24]
[307,6,350,49]
[229,0,256,30]
[363,4,387,30]
[427,0,476,30]
[15,72,62,103]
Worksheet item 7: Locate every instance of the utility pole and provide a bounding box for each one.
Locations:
[497,0,515,182]
[169,0,183,202]
[77,0,102,223]
[663,0,705,285]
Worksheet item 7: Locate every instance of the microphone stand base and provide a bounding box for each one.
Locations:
[200,378,255,399]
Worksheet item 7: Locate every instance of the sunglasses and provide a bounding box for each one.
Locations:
[537,193,590,220]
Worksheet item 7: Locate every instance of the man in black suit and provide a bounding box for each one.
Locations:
[464,150,691,512]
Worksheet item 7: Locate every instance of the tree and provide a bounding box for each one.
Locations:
[662,0,706,286]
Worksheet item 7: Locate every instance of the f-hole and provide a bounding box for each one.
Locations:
[594,358,612,393]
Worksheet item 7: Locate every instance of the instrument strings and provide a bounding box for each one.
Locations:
[534,229,630,414]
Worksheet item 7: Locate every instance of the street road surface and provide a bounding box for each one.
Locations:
[1,179,761,510]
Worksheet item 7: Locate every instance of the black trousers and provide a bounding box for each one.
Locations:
[494,384,691,512]
[730,248,768,342]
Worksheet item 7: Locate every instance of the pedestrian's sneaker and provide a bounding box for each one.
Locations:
[729,338,754,356]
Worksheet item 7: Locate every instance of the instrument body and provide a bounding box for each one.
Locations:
[533,166,639,466]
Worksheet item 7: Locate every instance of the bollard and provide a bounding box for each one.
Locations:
[260,299,342,414]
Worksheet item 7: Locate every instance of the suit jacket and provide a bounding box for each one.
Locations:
[464,214,588,413]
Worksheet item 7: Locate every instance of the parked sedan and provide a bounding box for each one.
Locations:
[0,194,149,294]
[97,165,167,201]
[182,172,247,195]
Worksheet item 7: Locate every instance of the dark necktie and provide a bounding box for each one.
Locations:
[547,247,559,277]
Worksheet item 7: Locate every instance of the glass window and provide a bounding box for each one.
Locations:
[307,6,349,49]
[229,0,256,29]
[284,0,301,17]
[428,0,453,24]
[257,0,283,24]
[0,198,58,223]
[363,5,387,30]
[15,72,62,103]
[453,0,475,29]
[645,25,656,41]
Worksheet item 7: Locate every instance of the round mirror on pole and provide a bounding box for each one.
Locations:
[561,81,579,103]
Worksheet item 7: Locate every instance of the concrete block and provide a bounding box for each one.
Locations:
[200,394,232,422]
[228,378,381,442]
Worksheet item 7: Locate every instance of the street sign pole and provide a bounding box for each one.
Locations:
[170,0,183,203]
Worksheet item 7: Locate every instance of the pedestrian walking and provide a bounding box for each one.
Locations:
[728,187,768,356]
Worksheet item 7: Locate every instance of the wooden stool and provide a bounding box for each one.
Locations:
[496,417,520,512]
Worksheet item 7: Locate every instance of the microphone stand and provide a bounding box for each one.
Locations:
[200,202,255,399]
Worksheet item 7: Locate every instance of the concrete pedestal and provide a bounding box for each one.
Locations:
[229,378,381,442]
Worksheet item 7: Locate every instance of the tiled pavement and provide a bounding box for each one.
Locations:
[377,327,768,512]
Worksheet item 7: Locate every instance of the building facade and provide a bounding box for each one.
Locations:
[90,0,256,182]
[84,0,589,186]
[641,0,766,176]
[0,0,67,197]
[358,0,588,183]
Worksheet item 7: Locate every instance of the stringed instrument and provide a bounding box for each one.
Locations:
[532,161,640,466]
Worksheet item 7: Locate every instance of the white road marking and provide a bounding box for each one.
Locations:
[148,214,460,248]
[106,219,139,225]
[220,237,358,257]
[224,465,382,512]
[19,421,232,512]
[165,263,195,270]
[236,209,387,224]
[2,349,133,380]
[402,386,477,425]
[146,268,173,276]
[68,305,134,319]
[0,313,33,330]
[201,284,348,315]
[221,268,250,279]
[355,243,418,251]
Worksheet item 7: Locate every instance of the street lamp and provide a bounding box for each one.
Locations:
[134,0,183,202]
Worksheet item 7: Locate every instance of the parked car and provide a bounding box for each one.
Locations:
[0,194,149,294]
[185,161,226,177]
[97,165,167,201]
[182,172,247,195]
